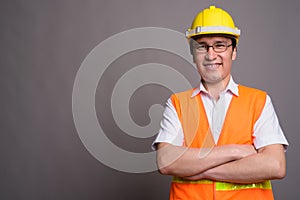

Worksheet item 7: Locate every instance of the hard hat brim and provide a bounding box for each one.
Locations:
[186,26,240,39]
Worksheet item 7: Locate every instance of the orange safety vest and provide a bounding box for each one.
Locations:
[169,85,274,200]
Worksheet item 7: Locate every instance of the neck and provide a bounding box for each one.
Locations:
[202,77,230,100]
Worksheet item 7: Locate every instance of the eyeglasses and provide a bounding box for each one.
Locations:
[193,41,232,53]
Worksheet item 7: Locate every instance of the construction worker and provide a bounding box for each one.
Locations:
[153,5,288,200]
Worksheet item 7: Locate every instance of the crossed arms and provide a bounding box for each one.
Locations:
[157,142,286,183]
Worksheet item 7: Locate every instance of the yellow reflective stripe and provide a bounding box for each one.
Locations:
[172,177,272,191]
[216,180,272,191]
[172,177,212,184]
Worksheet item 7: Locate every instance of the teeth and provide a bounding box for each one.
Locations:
[206,64,220,69]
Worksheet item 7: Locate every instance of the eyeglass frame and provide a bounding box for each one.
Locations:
[192,41,233,53]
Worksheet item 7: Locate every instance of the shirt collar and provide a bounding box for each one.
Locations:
[191,76,239,97]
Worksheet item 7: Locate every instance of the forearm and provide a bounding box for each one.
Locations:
[157,142,256,177]
[186,144,286,183]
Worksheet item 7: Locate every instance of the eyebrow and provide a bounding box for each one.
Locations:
[196,40,227,44]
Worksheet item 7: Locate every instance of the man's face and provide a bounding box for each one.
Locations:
[192,36,237,86]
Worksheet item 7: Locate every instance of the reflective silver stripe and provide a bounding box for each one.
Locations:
[186,26,241,37]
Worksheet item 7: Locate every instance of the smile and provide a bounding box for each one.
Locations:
[204,63,222,70]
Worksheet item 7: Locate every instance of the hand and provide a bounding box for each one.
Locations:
[232,144,257,159]
[184,172,205,181]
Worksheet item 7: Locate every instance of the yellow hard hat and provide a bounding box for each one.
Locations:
[186,5,240,41]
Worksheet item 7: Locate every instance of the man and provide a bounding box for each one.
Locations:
[153,5,288,200]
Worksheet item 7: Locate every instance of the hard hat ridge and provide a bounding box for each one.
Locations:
[186,5,240,42]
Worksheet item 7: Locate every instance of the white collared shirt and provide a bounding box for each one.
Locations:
[152,77,288,150]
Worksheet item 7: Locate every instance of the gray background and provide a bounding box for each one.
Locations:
[1,0,299,199]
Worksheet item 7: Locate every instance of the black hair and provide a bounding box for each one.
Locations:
[189,34,237,55]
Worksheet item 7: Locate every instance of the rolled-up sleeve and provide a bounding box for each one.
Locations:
[253,95,289,150]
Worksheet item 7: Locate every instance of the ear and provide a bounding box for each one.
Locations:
[231,47,237,60]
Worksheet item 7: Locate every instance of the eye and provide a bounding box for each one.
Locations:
[214,43,226,49]
[195,44,206,50]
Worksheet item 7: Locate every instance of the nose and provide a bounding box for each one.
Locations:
[205,46,218,60]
